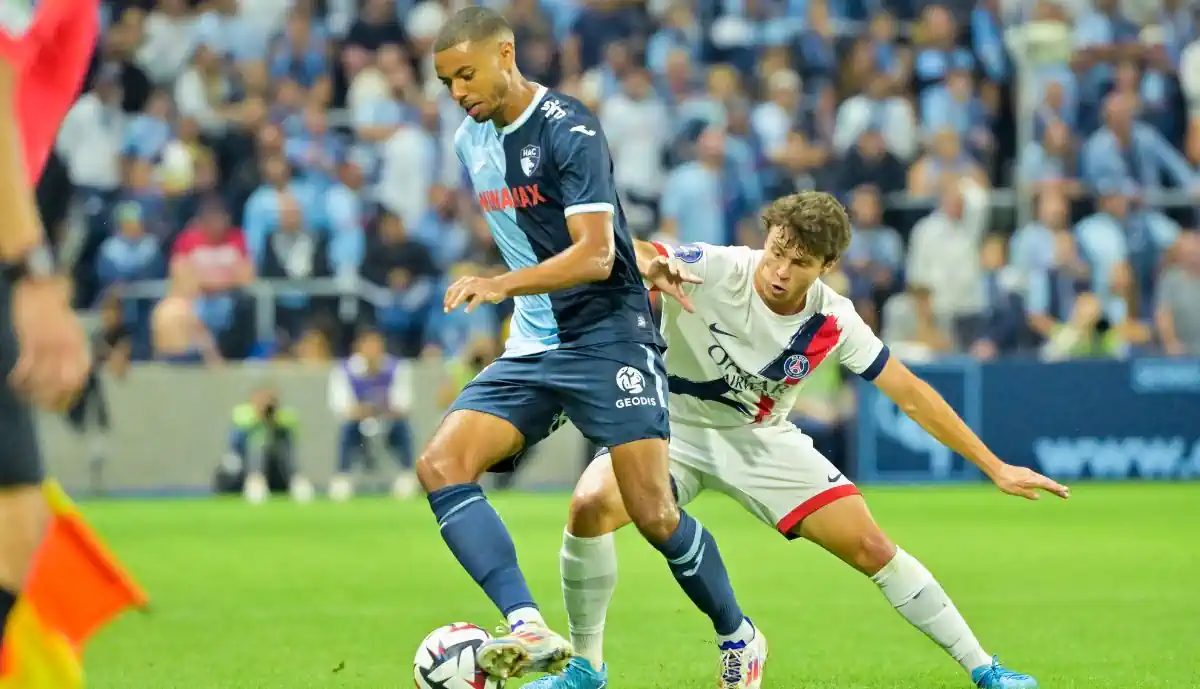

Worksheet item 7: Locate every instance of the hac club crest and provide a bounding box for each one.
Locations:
[520,145,541,176]
[783,354,811,381]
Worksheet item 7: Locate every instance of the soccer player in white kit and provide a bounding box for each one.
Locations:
[527,192,1070,689]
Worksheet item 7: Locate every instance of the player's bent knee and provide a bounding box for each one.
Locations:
[626,497,680,545]
[415,410,524,491]
[567,480,627,538]
[850,529,898,576]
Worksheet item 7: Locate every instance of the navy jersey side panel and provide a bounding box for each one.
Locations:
[502,90,663,350]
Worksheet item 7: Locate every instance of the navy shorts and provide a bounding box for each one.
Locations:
[449,341,670,454]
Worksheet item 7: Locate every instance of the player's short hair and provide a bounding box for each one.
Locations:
[432,7,513,53]
[760,191,852,266]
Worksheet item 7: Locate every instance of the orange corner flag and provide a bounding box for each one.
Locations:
[0,481,148,688]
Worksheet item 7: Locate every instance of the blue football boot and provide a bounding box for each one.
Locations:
[971,656,1038,689]
[524,657,607,689]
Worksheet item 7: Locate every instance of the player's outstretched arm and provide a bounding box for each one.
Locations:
[871,357,1070,501]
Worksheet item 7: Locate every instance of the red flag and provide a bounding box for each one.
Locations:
[0,482,148,687]
[0,0,100,184]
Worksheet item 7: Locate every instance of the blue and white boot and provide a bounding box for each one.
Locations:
[525,657,607,689]
[971,656,1038,689]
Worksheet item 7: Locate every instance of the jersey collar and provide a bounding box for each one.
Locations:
[500,84,548,135]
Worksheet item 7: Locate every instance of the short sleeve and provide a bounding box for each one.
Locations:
[648,241,750,296]
[551,114,617,217]
[835,303,890,380]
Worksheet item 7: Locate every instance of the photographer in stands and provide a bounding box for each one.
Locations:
[218,386,312,504]
[328,329,416,501]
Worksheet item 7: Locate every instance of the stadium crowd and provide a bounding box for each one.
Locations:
[39,0,1200,384]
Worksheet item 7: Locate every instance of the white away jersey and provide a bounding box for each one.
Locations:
[653,242,890,429]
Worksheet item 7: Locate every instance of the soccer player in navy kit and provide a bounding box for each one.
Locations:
[422,6,755,683]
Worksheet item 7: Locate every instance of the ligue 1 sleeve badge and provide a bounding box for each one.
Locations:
[675,244,704,263]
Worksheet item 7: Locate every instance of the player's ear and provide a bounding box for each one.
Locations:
[497,38,515,70]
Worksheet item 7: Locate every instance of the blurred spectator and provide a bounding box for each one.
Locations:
[123,89,173,164]
[362,213,438,356]
[912,5,974,95]
[966,234,1028,359]
[1082,93,1198,193]
[1155,231,1200,356]
[1025,230,1093,348]
[837,129,906,194]
[412,185,471,270]
[920,64,994,161]
[660,127,729,245]
[175,44,235,137]
[223,386,309,504]
[601,69,669,234]
[270,11,331,92]
[1018,119,1081,197]
[137,0,197,86]
[344,0,407,55]
[1183,26,1200,164]
[287,105,346,193]
[97,202,163,293]
[1071,0,1144,128]
[1010,189,1070,275]
[843,186,903,315]
[325,159,370,277]
[1075,180,1180,306]
[376,100,438,229]
[172,197,254,293]
[150,265,223,366]
[259,194,331,339]
[909,131,990,197]
[327,329,416,501]
[834,73,918,162]
[905,177,990,345]
[881,285,954,362]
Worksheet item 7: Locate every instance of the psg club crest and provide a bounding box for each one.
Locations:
[675,244,704,263]
[520,145,541,176]
[783,354,811,381]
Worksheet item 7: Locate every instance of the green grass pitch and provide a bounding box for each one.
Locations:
[81,483,1198,689]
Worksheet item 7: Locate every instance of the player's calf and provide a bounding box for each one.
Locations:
[419,411,563,677]
[798,494,1036,687]
[608,440,755,647]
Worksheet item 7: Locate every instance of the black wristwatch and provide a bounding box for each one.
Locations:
[0,244,57,284]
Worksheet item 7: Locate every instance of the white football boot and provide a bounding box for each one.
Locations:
[717,623,768,689]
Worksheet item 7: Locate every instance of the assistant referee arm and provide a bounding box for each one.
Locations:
[0,60,43,259]
[494,211,616,297]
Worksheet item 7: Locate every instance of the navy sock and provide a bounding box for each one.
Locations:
[0,587,15,648]
[427,483,537,617]
[653,510,744,635]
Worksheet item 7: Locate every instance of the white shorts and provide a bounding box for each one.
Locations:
[667,422,859,538]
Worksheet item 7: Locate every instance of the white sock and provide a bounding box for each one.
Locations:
[506,606,543,630]
[716,617,756,649]
[871,548,992,673]
[560,530,617,669]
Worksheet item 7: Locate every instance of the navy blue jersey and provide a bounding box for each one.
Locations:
[454,86,663,357]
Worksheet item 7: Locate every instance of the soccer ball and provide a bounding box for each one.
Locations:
[413,623,505,689]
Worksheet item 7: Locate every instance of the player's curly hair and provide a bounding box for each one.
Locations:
[760,191,852,266]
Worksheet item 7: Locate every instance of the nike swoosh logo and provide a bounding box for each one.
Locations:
[472,159,486,173]
[709,322,738,339]
[827,472,843,482]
